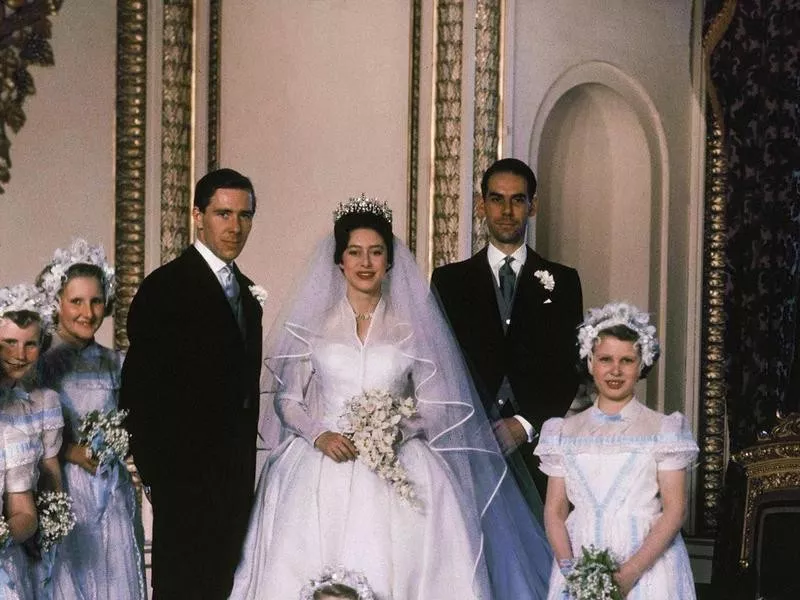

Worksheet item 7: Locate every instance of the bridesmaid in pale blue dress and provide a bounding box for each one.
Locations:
[0,405,39,600]
[38,241,146,600]
[0,285,64,597]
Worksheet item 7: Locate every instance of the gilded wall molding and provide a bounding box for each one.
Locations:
[698,116,727,534]
[406,0,421,256]
[160,0,193,264]
[471,0,501,254]
[113,0,148,351]
[431,0,463,268]
[207,0,220,171]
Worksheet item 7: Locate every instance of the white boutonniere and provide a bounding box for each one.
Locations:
[248,284,268,306]
[534,270,555,292]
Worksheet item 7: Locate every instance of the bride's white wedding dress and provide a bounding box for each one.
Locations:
[230,299,488,599]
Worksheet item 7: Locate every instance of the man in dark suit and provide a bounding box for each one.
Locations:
[431,158,582,503]
[120,168,263,599]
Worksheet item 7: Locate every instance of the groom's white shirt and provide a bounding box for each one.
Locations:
[195,239,233,289]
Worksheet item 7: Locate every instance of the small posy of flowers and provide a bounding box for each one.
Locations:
[338,389,420,509]
[35,491,77,553]
[0,514,11,550]
[534,269,555,292]
[564,545,623,600]
[248,284,268,307]
[299,565,375,600]
[77,408,130,467]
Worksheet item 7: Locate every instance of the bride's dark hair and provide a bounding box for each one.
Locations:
[333,211,394,266]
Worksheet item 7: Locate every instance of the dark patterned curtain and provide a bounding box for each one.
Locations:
[705,0,800,596]
[708,0,800,450]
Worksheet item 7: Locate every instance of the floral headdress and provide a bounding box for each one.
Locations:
[38,239,115,312]
[0,284,53,332]
[333,193,392,225]
[299,565,375,600]
[577,302,660,369]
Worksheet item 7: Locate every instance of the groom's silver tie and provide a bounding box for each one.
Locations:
[499,256,516,306]
[219,264,240,316]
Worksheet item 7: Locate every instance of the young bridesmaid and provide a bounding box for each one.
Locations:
[37,240,145,599]
[535,302,698,599]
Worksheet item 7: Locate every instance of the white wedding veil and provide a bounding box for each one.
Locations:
[259,233,551,599]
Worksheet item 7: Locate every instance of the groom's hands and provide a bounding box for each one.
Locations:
[492,417,527,455]
[314,431,358,462]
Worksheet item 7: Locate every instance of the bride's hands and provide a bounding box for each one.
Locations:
[314,431,358,462]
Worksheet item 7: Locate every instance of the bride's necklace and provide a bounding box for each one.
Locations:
[352,298,380,322]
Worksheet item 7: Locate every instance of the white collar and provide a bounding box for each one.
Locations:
[487,242,527,271]
[194,240,231,275]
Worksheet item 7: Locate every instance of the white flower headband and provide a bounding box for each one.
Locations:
[577,302,660,368]
[0,284,53,332]
[39,238,115,311]
[334,193,393,225]
[299,565,375,600]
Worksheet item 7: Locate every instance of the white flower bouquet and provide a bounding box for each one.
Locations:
[35,491,76,553]
[0,514,11,550]
[338,389,420,508]
[564,545,623,600]
[299,565,375,600]
[77,408,130,467]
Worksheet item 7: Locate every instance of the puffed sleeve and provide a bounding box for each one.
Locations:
[5,462,36,493]
[655,412,699,471]
[39,388,64,459]
[533,417,565,477]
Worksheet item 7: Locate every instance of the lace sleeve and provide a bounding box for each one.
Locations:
[533,417,565,477]
[655,412,699,471]
[274,357,328,445]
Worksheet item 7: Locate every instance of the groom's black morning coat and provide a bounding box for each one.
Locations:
[432,246,582,494]
[120,245,262,599]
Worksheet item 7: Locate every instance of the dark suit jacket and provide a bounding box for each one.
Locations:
[120,246,262,599]
[431,246,583,434]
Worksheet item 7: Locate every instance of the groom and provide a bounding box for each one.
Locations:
[432,158,583,503]
[121,168,263,599]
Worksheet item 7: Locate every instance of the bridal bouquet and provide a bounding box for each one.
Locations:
[0,514,10,550]
[338,389,420,508]
[35,491,76,553]
[77,408,130,466]
[299,565,375,600]
[564,545,623,600]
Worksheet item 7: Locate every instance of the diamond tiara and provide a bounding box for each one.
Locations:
[333,193,392,224]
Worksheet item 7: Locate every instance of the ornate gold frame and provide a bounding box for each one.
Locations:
[733,413,800,568]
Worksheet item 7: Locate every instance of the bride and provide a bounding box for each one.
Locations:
[230,196,552,599]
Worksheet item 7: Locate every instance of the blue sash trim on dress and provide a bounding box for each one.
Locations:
[40,546,58,600]
[92,459,122,520]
